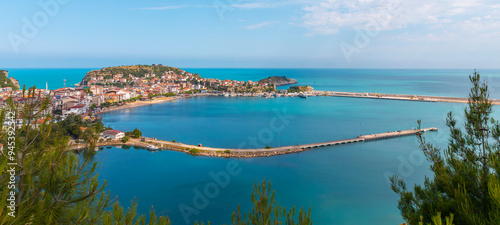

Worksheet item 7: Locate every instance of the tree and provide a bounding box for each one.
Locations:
[231,180,312,225]
[132,129,142,138]
[390,71,500,225]
[121,136,130,143]
[0,87,168,224]
[0,87,110,224]
[0,86,314,224]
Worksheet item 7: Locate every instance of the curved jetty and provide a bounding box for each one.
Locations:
[71,128,437,158]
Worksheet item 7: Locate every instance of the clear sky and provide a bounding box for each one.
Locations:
[1,0,499,68]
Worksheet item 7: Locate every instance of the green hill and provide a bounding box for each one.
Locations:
[81,64,188,84]
[0,70,19,91]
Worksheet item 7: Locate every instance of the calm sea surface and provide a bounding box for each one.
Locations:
[8,68,500,224]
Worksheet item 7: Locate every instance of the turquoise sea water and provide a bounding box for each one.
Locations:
[5,68,500,98]
[4,68,97,89]
[8,68,500,224]
[98,96,492,225]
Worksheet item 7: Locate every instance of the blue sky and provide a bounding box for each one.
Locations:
[1,0,500,68]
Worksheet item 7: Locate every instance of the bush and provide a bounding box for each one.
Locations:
[132,129,142,138]
[189,149,201,155]
[172,140,176,143]
[121,136,129,143]
[265,146,272,149]
[224,150,231,154]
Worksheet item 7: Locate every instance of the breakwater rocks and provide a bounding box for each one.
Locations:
[71,128,437,158]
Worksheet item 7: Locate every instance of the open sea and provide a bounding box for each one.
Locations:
[7,68,500,224]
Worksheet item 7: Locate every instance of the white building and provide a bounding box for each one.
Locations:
[102,130,125,140]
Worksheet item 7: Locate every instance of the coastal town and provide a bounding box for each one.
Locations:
[0,65,493,158]
[0,65,316,157]
[0,65,309,121]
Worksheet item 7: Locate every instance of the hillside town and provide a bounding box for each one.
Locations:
[0,65,314,123]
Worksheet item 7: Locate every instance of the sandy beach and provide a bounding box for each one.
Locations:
[96,97,177,114]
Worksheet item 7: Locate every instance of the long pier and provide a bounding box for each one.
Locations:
[318,91,500,105]
[72,127,438,158]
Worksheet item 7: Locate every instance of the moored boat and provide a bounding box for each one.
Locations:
[146,145,159,151]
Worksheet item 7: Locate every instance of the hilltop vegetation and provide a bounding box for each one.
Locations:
[0,70,19,90]
[258,76,298,86]
[82,64,189,83]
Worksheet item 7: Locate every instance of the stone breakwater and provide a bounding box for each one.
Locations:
[70,128,437,158]
[319,91,500,105]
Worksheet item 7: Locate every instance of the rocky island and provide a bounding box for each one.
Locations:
[258,76,298,86]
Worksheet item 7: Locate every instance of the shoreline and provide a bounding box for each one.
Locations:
[94,90,500,116]
[96,96,178,114]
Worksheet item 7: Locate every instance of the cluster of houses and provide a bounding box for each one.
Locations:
[0,68,277,123]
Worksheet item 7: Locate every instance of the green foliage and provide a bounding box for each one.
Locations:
[184,90,201,95]
[102,199,171,225]
[0,86,315,224]
[231,180,312,225]
[225,150,231,154]
[417,213,455,225]
[87,65,183,80]
[0,87,110,224]
[189,148,201,155]
[265,146,272,149]
[258,76,296,86]
[172,140,176,143]
[287,86,311,93]
[121,136,129,143]
[126,129,142,138]
[0,86,183,224]
[390,71,500,225]
[163,93,177,97]
[0,70,19,91]
[132,129,142,138]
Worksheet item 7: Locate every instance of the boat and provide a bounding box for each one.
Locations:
[298,92,308,99]
[223,93,230,97]
[146,145,159,151]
